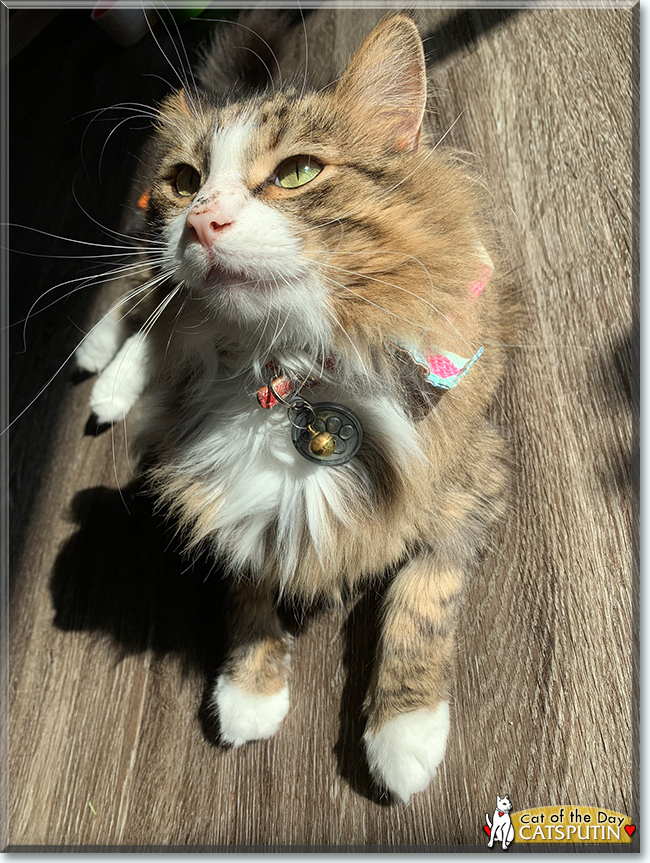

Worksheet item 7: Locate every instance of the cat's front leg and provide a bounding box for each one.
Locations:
[75,306,128,375]
[75,264,154,419]
[363,553,464,803]
[211,582,292,747]
[89,332,149,424]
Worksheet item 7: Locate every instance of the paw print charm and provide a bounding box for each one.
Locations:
[291,402,363,466]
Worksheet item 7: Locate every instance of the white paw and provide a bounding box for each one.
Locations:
[89,333,148,423]
[363,701,450,803]
[76,313,124,374]
[212,674,290,748]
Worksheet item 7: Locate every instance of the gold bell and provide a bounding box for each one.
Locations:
[308,429,336,457]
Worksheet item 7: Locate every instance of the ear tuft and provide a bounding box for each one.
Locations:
[161,88,191,119]
[177,88,192,116]
[336,15,426,152]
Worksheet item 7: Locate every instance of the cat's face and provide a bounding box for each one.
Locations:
[150,92,337,341]
[144,15,427,347]
[497,795,512,812]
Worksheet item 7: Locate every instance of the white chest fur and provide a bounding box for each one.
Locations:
[151,346,423,585]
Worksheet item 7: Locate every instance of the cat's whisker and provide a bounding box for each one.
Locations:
[324,307,367,373]
[140,285,181,341]
[98,114,157,181]
[95,277,181,494]
[306,226,346,261]
[298,329,327,391]
[241,285,276,359]
[258,287,287,370]
[80,106,122,171]
[315,74,345,95]
[141,0,201,122]
[122,409,136,481]
[3,223,160,252]
[79,101,163,180]
[104,270,175,322]
[199,16,284,86]
[175,306,215,334]
[297,0,309,102]
[245,280,289,372]
[264,306,294,371]
[100,274,173,507]
[164,290,189,361]
[142,72,195,106]
[6,247,159,262]
[2,272,172,435]
[84,108,159,123]
[70,103,160,126]
[238,46,276,93]
[141,0,200,120]
[327,251,481,351]
[156,3,202,109]
[505,203,524,232]
[18,260,156,350]
[70,184,166,249]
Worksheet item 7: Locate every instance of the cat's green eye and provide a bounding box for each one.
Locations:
[274,156,323,189]
[174,165,201,197]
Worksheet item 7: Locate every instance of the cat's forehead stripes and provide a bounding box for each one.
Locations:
[202,98,315,193]
[206,114,258,188]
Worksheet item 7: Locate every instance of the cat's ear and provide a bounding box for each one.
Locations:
[336,15,426,152]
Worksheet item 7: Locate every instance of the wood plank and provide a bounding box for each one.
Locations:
[7,6,636,848]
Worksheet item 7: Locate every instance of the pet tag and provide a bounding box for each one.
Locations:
[290,402,363,466]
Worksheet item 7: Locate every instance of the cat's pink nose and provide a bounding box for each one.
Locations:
[186,208,234,249]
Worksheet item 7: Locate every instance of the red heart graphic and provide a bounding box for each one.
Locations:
[483,826,491,836]
[625,825,636,837]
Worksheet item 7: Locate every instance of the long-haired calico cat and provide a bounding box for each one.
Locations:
[75,11,510,803]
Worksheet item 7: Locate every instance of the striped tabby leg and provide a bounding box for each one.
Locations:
[212,582,292,747]
[363,555,463,802]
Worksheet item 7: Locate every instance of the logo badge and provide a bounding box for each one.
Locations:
[485,794,515,849]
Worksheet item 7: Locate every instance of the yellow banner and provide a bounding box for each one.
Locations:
[511,806,635,844]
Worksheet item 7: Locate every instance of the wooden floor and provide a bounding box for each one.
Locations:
[5,4,638,850]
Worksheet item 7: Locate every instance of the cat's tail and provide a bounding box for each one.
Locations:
[486,815,492,829]
[195,9,294,98]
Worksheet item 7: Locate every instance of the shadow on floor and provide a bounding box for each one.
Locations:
[332,588,393,806]
[422,8,521,68]
[50,481,229,678]
[50,477,387,799]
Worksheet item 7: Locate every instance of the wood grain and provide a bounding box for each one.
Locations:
[5,5,637,849]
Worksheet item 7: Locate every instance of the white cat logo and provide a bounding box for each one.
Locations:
[486,794,515,849]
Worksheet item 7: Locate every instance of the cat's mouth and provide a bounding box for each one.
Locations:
[204,261,255,290]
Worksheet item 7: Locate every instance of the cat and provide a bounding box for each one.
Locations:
[486,794,515,849]
[75,11,512,804]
